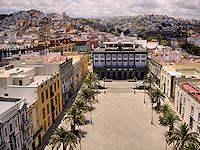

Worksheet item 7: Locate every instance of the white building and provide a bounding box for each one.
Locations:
[0,97,27,150]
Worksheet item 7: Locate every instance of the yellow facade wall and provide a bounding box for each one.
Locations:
[37,73,62,138]
[81,55,88,79]
[27,100,41,150]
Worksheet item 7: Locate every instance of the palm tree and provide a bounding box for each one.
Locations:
[78,87,95,104]
[49,127,77,150]
[168,123,200,149]
[159,104,172,115]
[159,110,180,133]
[78,87,95,124]
[63,106,86,133]
[144,74,157,89]
[74,99,89,113]
[83,71,99,90]
[150,88,165,107]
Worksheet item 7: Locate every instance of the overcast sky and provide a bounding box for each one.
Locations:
[0,0,200,20]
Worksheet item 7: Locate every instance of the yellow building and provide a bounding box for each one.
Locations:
[81,55,88,79]
[37,72,62,138]
[27,100,42,150]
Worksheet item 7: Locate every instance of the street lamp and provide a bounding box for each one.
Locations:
[151,101,153,125]
[143,82,145,104]
[103,77,106,94]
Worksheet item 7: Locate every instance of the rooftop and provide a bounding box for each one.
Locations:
[0,97,22,114]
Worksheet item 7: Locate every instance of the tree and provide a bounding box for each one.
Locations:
[159,110,180,133]
[78,87,95,124]
[168,123,200,149]
[150,88,165,107]
[49,127,78,150]
[142,34,148,40]
[156,34,162,44]
[144,75,157,89]
[159,104,172,115]
[83,72,99,90]
[74,99,89,113]
[63,107,86,133]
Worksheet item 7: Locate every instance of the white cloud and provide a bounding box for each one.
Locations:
[0,0,199,19]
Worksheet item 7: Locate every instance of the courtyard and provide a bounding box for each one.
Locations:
[72,80,172,150]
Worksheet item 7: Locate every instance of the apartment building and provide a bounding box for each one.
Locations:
[93,42,148,79]
[175,79,200,133]
[0,97,28,150]
[0,64,62,150]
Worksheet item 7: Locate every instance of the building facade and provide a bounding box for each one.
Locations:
[175,80,200,133]
[0,97,28,150]
[93,42,148,79]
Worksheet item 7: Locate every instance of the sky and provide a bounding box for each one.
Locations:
[0,0,200,20]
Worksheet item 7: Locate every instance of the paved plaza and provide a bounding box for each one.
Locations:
[73,81,172,150]
[46,80,174,150]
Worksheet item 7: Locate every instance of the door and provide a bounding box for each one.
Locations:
[38,134,42,146]
[118,71,122,79]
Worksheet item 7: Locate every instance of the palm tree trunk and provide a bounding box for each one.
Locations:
[90,103,92,124]
[63,143,66,150]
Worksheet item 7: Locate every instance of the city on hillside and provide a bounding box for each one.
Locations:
[0,8,200,150]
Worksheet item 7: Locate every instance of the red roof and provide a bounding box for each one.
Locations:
[183,84,198,93]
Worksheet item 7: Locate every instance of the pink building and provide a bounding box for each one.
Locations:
[150,48,182,64]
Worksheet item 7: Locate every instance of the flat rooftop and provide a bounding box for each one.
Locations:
[28,75,51,87]
[0,67,35,77]
[0,97,21,114]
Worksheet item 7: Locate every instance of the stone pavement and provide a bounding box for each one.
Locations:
[71,80,173,150]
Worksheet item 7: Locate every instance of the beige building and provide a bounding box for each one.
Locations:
[175,78,200,133]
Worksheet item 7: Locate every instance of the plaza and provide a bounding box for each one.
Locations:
[72,80,173,150]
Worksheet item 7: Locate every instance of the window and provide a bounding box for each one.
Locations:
[17,138,20,148]
[48,116,50,126]
[36,107,39,118]
[136,55,140,58]
[4,127,7,137]
[15,119,18,128]
[37,120,40,130]
[54,82,56,91]
[197,126,200,134]
[198,113,200,122]
[56,107,58,116]
[41,92,44,103]
[43,108,45,119]
[31,126,34,136]
[46,88,48,99]
[191,106,194,115]
[19,80,22,86]
[4,93,8,96]
[183,97,186,106]
[44,121,46,132]
[47,104,49,114]
[29,113,32,122]
[55,96,57,105]
[9,123,13,133]
[177,92,179,99]
[50,85,54,97]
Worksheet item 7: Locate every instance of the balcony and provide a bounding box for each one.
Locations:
[24,137,33,149]
[33,126,43,140]
[0,142,8,150]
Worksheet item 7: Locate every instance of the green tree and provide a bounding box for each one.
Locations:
[144,75,157,89]
[83,72,100,90]
[63,107,86,133]
[168,123,200,149]
[156,34,162,44]
[159,110,180,133]
[150,88,165,107]
[142,34,148,40]
[49,127,77,150]
[159,104,172,114]
[74,99,89,113]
